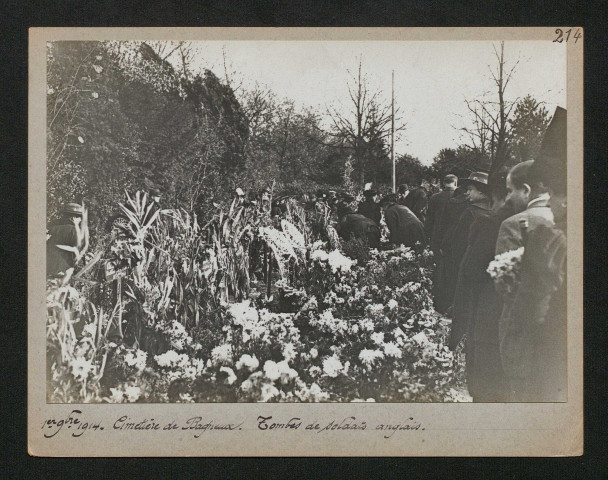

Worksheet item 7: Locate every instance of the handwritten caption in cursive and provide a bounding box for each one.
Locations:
[42,410,424,440]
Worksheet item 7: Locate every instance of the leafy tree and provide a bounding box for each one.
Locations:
[47,41,250,238]
[508,95,550,165]
[430,146,489,180]
[240,85,342,193]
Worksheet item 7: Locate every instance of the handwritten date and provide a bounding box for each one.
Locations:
[41,410,104,438]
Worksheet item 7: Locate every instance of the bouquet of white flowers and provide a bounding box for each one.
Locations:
[487,247,525,295]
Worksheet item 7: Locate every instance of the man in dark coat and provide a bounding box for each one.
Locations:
[337,203,381,248]
[450,172,492,278]
[500,106,567,402]
[425,174,458,254]
[47,202,88,281]
[357,185,381,225]
[380,194,425,248]
[450,173,513,401]
[404,186,428,223]
[434,186,469,314]
[495,161,554,255]
[443,173,491,323]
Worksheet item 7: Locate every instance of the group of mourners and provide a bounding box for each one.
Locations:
[47,106,568,404]
[430,107,568,403]
[331,108,568,404]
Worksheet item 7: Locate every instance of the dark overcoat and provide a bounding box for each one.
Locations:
[357,198,382,226]
[383,203,425,248]
[433,192,469,313]
[450,208,513,401]
[501,223,567,402]
[336,213,381,248]
[450,200,491,275]
[425,189,454,254]
[47,221,79,277]
[403,187,428,223]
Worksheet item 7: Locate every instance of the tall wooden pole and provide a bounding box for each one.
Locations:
[391,70,396,193]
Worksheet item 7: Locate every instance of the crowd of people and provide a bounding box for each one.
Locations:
[326,107,568,403]
[47,105,568,404]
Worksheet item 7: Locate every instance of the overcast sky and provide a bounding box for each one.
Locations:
[181,40,566,165]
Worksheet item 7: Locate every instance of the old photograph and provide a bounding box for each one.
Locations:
[44,36,569,405]
[29,26,584,457]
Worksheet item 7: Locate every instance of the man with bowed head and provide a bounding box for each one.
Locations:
[379,194,425,249]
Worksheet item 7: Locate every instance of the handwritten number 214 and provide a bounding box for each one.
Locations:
[554,28,582,43]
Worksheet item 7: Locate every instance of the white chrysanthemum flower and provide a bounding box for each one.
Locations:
[387,299,399,310]
[358,348,384,366]
[124,385,141,403]
[327,249,354,273]
[322,355,343,378]
[393,327,406,338]
[263,360,281,381]
[70,357,93,381]
[276,360,298,383]
[411,331,430,346]
[124,349,147,373]
[358,318,375,332]
[235,354,259,371]
[309,347,319,359]
[308,382,329,401]
[259,383,279,402]
[311,249,329,262]
[229,300,259,325]
[370,332,385,345]
[109,387,125,403]
[211,344,233,366]
[155,350,189,369]
[282,343,297,362]
[382,341,402,358]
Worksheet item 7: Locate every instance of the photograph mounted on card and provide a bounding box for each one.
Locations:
[29,27,583,456]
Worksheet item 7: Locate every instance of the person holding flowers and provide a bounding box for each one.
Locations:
[499,107,568,402]
[495,160,554,256]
